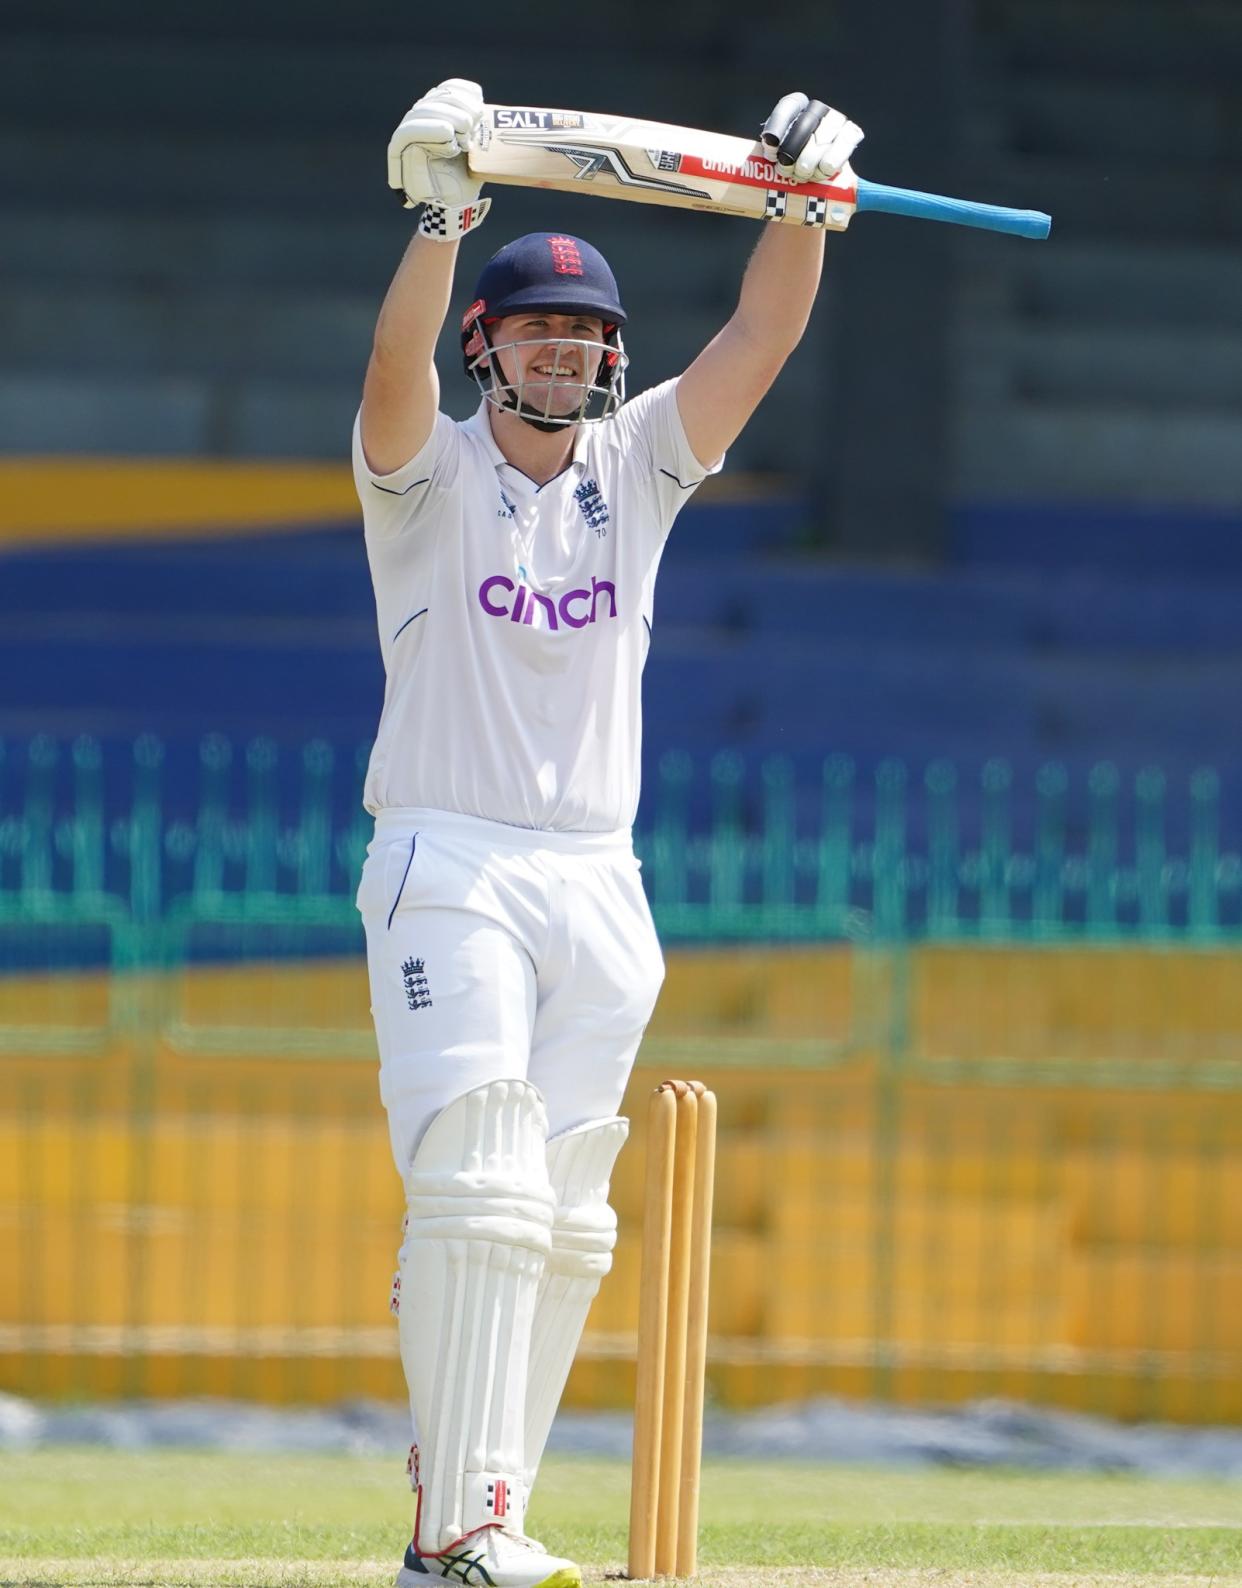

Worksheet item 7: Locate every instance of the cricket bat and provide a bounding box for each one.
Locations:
[470,104,1051,241]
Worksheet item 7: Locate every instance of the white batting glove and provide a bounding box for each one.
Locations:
[387,78,492,238]
[761,93,864,183]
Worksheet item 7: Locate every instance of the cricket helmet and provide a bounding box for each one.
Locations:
[460,232,628,427]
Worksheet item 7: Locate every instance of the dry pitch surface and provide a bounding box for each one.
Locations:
[1,1448,1239,1587]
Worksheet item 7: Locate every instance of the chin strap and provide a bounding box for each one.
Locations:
[515,408,572,435]
[493,388,577,434]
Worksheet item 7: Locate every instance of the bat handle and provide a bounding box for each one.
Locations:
[854,178,1051,240]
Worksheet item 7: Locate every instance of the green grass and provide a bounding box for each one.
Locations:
[1,1448,1239,1586]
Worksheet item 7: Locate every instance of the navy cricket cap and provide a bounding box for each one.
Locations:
[470,232,627,326]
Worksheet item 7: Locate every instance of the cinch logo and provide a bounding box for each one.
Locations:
[548,235,584,275]
[478,573,617,631]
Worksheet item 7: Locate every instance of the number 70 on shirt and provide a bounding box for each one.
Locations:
[468,104,1051,242]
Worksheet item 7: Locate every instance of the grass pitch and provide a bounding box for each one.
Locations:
[1,1447,1239,1587]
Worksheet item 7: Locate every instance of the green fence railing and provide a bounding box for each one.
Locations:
[0,733,1237,943]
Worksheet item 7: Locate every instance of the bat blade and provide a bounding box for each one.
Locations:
[469,105,858,230]
[468,104,1051,241]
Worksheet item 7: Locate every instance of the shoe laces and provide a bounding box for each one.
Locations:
[500,1529,547,1555]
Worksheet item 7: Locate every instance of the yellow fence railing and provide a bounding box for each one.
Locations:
[2,942,1239,1424]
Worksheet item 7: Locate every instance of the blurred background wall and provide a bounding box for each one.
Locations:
[1,0,1240,1426]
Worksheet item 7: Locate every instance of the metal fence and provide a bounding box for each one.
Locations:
[1,731,1238,940]
[2,735,1240,1422]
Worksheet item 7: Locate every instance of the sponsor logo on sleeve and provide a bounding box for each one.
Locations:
[401,958,432,1012]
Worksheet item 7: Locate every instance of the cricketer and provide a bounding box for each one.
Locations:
[353,76,862,1588]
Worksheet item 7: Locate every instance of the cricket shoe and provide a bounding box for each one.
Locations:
[395,1524,581,1588]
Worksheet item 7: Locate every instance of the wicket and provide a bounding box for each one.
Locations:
[627,1079,718,1579]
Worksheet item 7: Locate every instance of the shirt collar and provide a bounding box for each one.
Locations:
[464,399,591,481]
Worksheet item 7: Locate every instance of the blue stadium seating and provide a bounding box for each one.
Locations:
[3,495,1240,851]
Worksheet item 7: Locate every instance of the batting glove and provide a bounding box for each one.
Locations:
[387,78,492,239]
[761,92,864,183]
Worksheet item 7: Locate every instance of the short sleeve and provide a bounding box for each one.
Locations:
[351,408,461,540]
[607,377,725,540]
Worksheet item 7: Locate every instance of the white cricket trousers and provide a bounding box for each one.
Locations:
[356,807,666,1176]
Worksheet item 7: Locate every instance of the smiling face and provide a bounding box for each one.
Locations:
[490,311,608,420]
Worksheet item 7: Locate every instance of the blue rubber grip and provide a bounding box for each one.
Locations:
[855,178,1051,240]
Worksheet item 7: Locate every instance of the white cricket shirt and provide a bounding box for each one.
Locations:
[352,379,721,832]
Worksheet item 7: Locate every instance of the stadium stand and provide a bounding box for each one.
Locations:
[1,1,1240,850]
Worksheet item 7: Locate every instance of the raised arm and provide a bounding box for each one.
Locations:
[361,79,492,476]
[675,94,863,471]
[362,236,459,475]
